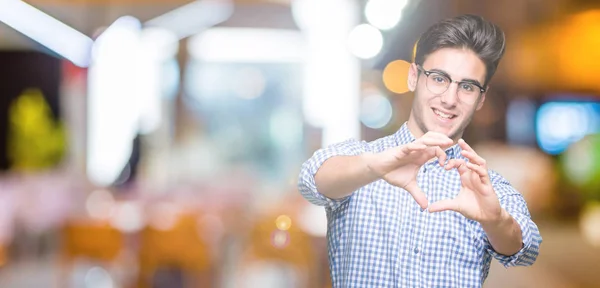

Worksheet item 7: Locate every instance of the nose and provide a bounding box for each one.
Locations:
[440,82,459,107]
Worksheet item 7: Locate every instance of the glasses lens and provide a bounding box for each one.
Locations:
[426,72,450,94]
[457,83,480,104]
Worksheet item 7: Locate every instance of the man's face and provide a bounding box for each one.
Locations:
[407,47,487,141]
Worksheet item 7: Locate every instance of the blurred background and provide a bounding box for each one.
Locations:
[0,0,598,287]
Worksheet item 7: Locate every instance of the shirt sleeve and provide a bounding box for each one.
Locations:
[297,138,370,211]
[483,170,543,268]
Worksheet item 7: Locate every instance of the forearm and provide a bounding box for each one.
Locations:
[314,154,379,200]
[481,208,523,256]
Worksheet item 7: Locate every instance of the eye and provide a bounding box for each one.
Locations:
[460,83,475,92]
[432,76,447,84]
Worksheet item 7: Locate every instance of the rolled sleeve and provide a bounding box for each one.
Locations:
[483,170,542,268]
[297,138,368,211]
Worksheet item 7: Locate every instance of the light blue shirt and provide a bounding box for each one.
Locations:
[298,123,542,287]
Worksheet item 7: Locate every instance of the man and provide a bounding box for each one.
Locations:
[298,14,542,287]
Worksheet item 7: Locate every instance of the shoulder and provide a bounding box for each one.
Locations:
[488,169,524,198]
[488,169,509,184]
[366,134,401,153]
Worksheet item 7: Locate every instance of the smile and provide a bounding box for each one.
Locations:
[432,108,456,120]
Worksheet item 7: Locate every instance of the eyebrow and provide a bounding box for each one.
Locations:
[428,68,484,88]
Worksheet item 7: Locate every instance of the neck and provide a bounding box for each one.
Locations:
[406,114,424,139]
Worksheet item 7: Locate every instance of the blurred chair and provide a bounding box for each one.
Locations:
[137,212,214,288]
[0,244,7,269]
[59,220,125,287]
[236,211,320,288]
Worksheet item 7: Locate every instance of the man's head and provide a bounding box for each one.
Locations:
[406,14,505,141]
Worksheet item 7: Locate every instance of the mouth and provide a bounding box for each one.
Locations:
[432,108,457,122]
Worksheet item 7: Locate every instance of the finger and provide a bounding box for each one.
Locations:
[458,138,475,152]
[401,142,427,154]
[433,146,447,166]
[419,137,454,147]
[465,162,490,184]
[460,150,487,167]
[428,199,460,213]
[404,182,428,209]
[456,161,470,175]
[444,159,466,171]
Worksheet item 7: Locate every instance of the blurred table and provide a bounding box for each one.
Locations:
[485,220,600,288]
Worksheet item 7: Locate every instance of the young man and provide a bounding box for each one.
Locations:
[298,14,542,287]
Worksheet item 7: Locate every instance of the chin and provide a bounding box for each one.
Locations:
[427,123,453,134]
[426,123,458,139]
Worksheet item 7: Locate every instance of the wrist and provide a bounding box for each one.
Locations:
[361,152,382,181]
[480,208,511,230]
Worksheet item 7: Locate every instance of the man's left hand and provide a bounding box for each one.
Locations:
[428,139,503,224]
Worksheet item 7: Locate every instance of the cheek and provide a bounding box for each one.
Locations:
[413,93,428,114]
[416,92,435,111]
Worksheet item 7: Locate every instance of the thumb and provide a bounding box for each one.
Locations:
[428,199,459,213]
[404,181,428,210]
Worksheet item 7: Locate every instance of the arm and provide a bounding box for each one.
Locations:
[314,154,379,200]
[483,170,542,267]
[299,133,453,210]
[480,208,523,257]
[298,139,372,210]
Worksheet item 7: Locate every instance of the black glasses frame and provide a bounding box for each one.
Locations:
[417,65,486,94]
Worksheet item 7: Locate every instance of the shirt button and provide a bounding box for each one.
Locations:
[413,247,419,254]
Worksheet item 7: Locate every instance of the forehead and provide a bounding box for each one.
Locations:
[422,47,486,84]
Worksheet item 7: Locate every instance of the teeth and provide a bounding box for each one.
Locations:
[434,109,453,119]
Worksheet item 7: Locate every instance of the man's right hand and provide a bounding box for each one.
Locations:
[365,132,454,209]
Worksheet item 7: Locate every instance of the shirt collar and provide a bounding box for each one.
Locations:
[394,122,462,160]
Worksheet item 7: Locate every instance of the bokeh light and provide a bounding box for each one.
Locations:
[275,215,292,231]
[382,59,411,94]
[536,102,600,155]
[86,189,115,220]
[84,266,114,288]
[360,93,393,129]
[364,0,407,30]
[347,24,383,59]
[580,202,600,248]
[271,230,290,249]
[412,40,417,61]
[109,201,144,233]
[562,134,600,194]
[148,202,180,231]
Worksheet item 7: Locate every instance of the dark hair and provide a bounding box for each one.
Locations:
[414,14,506,86]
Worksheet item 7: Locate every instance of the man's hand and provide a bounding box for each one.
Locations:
[366,132,454,209]
[428,139,503,224]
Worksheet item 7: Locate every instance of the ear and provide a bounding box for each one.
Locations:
[407,63,419,92]
[475,89,487,111]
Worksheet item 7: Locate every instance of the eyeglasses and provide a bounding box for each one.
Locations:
[417,65,485,104]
